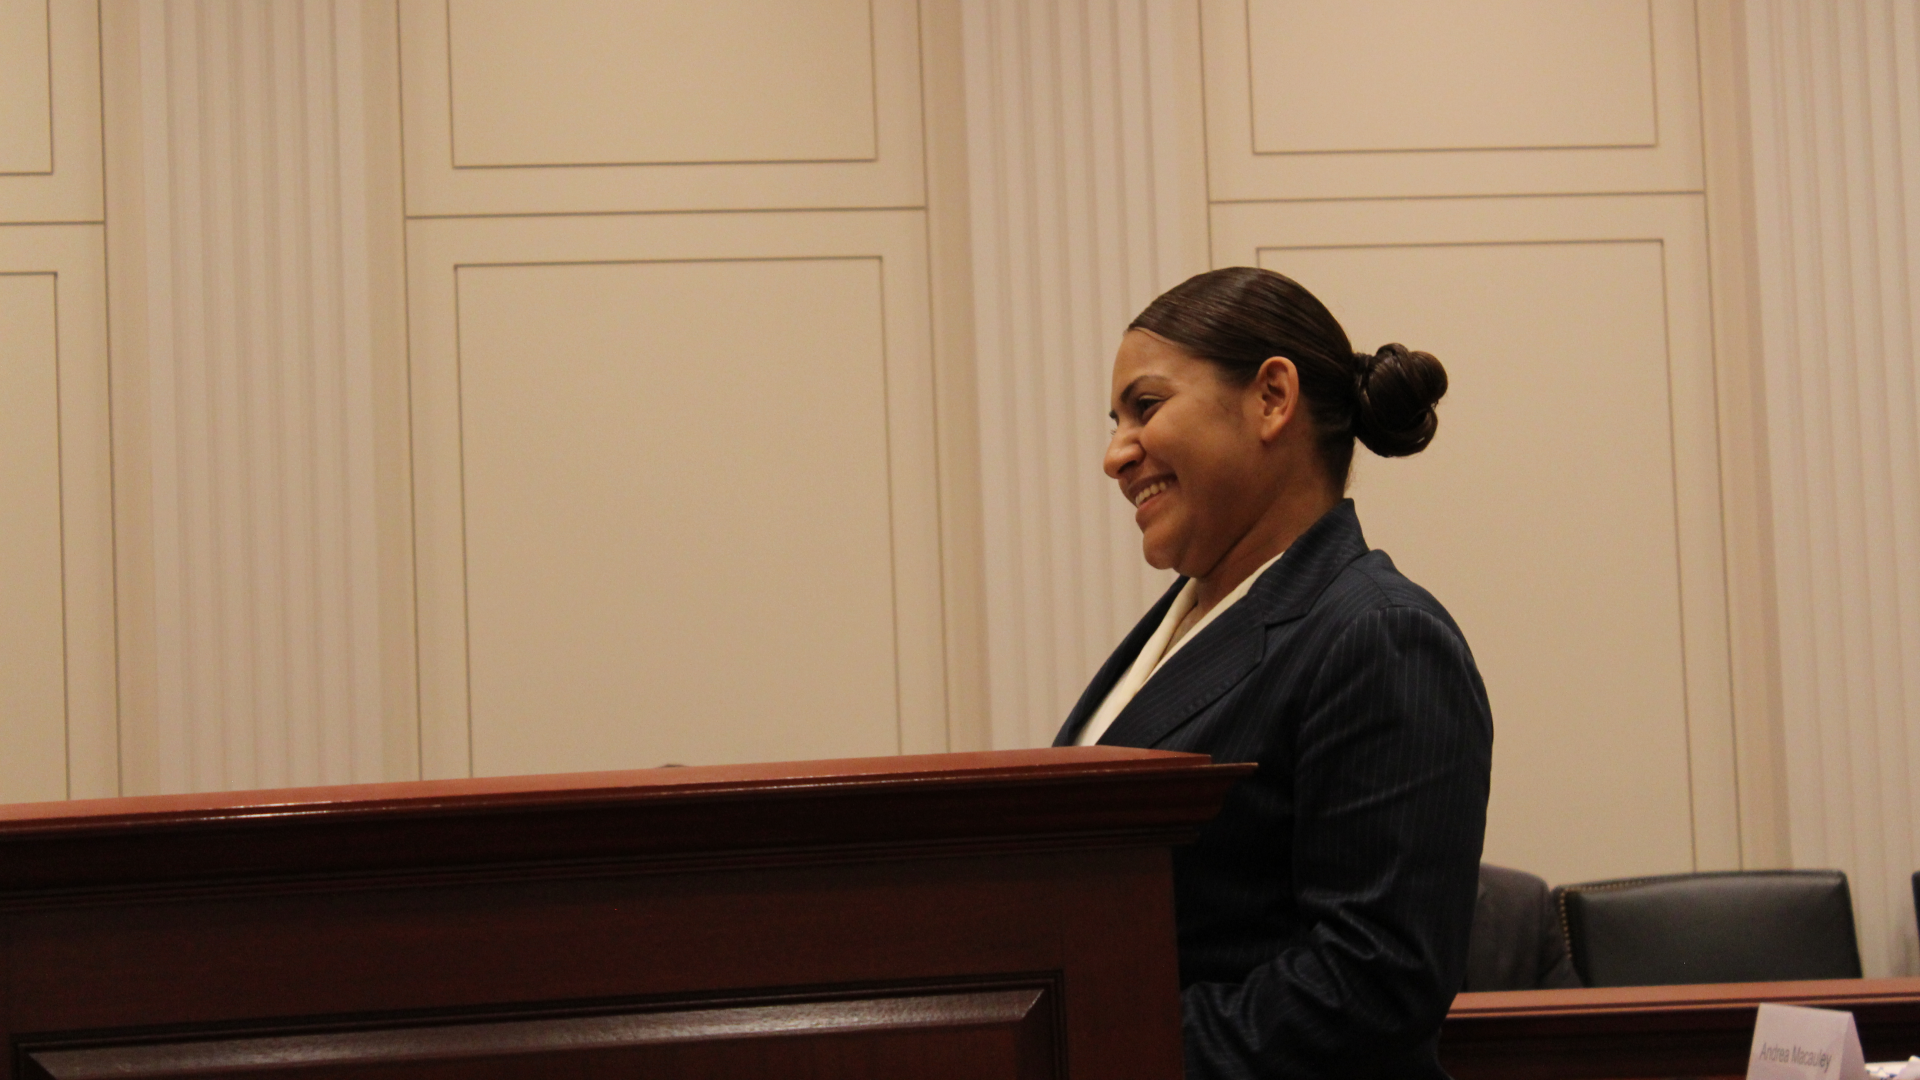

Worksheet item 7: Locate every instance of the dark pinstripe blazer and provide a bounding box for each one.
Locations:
[1054,501,1492,1080]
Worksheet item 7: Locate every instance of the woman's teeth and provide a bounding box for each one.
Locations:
[1133,479,1171,507]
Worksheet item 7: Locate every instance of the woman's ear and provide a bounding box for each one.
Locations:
[1253,356,1300,443]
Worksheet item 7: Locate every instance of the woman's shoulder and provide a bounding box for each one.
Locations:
[1313,547,1472,643]
[1241,502,1471,647]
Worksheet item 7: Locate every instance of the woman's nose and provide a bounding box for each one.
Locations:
[1104,426,1140,479]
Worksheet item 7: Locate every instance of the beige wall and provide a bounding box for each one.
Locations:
[79,0,983,789]
[4,0,1912,973]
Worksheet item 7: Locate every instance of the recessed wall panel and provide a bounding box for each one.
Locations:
[1260,241,1693,884]
[1248,0,1656,153]
[0,226,111,798]
[457,258,900,773]
[401,0,923,215]
[0,273,67,801]
[1202,0,1701,199]
[0,0,52,174]
[0,0,98,220]
[448,0,876,167]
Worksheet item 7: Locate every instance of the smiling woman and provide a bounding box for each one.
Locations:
[1054,267,1492,1080]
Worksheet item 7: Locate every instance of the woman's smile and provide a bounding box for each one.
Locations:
[1130,476,1178,533]
[1130,476,1175,508]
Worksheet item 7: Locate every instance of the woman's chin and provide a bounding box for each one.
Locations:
[1139,534,1181,572]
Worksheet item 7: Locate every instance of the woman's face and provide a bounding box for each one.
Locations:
[1105,330,1278,577]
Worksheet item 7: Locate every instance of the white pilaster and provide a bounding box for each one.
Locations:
[1747,0,1920,976]
[961,0,1209,749]
[131,0,384,792]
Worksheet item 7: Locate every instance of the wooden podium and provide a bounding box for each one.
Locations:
[0,747,1248,1080]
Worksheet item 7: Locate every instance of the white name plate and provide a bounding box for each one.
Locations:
[1748,1003,1868,1080]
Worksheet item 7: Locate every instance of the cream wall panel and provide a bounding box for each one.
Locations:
[1203,0,1702,200]
[448,0,875,167]
[408,210,945,777]
[1247,1,1655,153]
[0,0,100,221]
[456,259,899,774]
[401,0,923,215]
[0,0,52,174]
[0,225,115,801]
[1214,195,1735,885]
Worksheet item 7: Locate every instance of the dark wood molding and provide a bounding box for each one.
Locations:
[0,748,1251,897]
[25,987,1057,1080]
[1442,977,1920,1079]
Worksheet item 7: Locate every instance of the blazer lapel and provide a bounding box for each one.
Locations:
[1096,602,1264,748]
[1096,500,1371,749]
[1052,577,1187,746]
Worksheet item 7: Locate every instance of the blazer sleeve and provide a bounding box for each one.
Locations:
[1181,604,1493,1080]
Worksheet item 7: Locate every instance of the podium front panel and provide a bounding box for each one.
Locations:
[0,748,1249,1080]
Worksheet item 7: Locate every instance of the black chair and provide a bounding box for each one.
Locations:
[1463,863,1582,991]
[1554,870,1862,987]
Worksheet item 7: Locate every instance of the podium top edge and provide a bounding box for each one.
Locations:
[0,747,1236,829]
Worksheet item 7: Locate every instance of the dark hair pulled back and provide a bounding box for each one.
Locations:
[1128,266,1447,488]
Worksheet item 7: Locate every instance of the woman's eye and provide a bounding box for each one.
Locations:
[1139,398,1164,419]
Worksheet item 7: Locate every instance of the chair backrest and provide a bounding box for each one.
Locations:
[1555,870,1862,987]
[1465,863,1581,991]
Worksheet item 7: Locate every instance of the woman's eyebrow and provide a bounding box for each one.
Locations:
[1114,375,1159,409]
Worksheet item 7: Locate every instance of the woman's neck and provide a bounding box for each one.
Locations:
[1187,488,1339,622]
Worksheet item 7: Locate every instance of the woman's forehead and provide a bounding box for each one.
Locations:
[1112,331,1207,390]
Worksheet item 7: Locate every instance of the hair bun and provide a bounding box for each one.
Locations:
[1352,343,1446,457]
